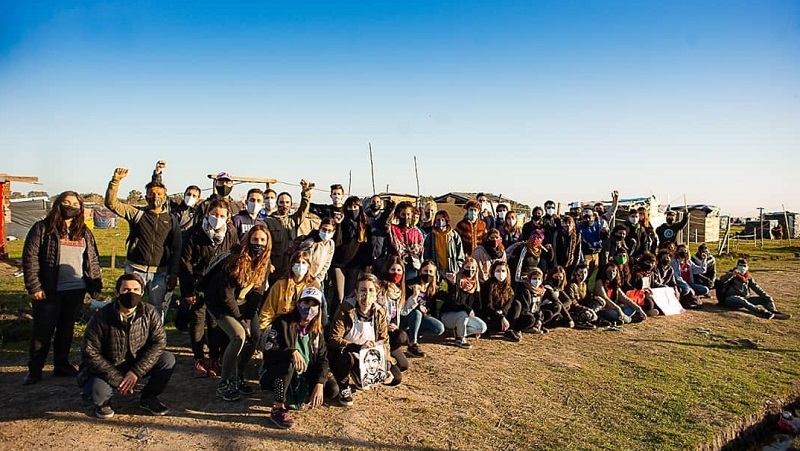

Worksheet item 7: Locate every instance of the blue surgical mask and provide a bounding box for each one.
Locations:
[737,265,748,274]
[466,211,477,221]
[319,231,334,241]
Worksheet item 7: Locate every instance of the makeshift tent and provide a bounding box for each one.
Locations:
[92,207,117,229]
[7,197,50,240]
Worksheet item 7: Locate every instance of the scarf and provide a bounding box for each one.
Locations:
[484,240,502,260]
[459,276,477,293]
[433,228,450,270]
[735,271,750,283]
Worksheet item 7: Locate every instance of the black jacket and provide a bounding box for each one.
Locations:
[201,254,268,321]
[22,221,102,296]
[79,301,166,388]
[179,222,239,298]
[262,313,330,385]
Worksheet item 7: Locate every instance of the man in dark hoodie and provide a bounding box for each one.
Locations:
[656,208,689,245]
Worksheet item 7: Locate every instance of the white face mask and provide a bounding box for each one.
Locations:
[530,278,542,288]
[265,198,276,211]
[494,270,508,282]
[207,215,225,230]
[319,231,334,241]
[545,208,556,216]
[629,216,639,225]
[184,195,198,207]
[247,201,263,215]
[497,211,507,220]
[292,262,309,278]
[331,194,343,206]
[481,202,490,212]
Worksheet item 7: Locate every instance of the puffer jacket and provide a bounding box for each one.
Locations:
[178,222,239,298]
[79,301,166,388]
[22,220,102,296]
[262,312,330,385]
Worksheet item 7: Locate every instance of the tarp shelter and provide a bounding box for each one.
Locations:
[92,206,117,229]
[0,174,39,259]
[7,197,50,240]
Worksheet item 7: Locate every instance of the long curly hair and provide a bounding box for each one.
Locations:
[45,191,87,240]
[226,224,272,288]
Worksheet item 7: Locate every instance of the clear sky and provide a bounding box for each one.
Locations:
[1,1,798,217]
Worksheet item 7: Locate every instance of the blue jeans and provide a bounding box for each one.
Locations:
[439,311,488,339]
[125,264,169,322]
[677,279,710,297]
[598,306,636,323]
[400,309,445,343]
[723,295,776,315]
[81,351,176,407]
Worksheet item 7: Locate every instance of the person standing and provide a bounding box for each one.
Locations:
[22,191,102,385]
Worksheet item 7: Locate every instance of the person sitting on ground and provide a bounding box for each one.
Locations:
[612,247,634,291]
[566,264,599,329]
[202,225,271,402]
[376,257,411,374]
[480,261,523,342]
[79,273,175,419]
[626,252,661,318]
[656,208,689,246]
[328,273,398,407]
[498,209,522,248]
[455,200,488,255]
[259,286,338,429]
[717,259,790,320]
[179,199,239,378]
[440,257,488,349]
[671,244,708,309]
[259,250,320,333]
[400,260,447,357]
[232,188,267,239]
[423,210,466,285]
[513,268,546,333]
[541,266,575,329]
[472,228,507,284]
[691,243,716,289]
[651,249,681,299]
[593,262,647,325]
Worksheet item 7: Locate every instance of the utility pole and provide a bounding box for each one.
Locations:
[757,206,765,248]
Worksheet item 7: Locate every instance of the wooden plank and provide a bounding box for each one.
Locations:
[0,174,39,183]
[206,174,276,184]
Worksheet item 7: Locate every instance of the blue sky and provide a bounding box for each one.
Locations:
[1,1,798,216]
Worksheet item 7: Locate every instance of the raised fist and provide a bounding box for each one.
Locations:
[300,179,315,193]
[112,168,129,181]
[155,160,167,173]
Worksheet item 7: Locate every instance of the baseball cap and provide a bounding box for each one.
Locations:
[215,171,232,181]
[299,286,323,304]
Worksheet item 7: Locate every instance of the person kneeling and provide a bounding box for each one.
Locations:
[79,273,175,419]
[260,287,338,429]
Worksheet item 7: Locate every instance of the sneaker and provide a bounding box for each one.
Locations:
[270,406,295,429]
[53,364,79,377]
[454,339,472,349]
[193,359,209,378]
[406,343,426,358]
[139,397,169,416]
[23,371,42,385]
[95,403,115,419]
[216,379,241,402]
[207,358,221,378]
[772,311,791,320]
[574,321,596,330]
[504,330,521,342]
[760,310,775,320]
[338,387,354,406]
[236,376,254,395]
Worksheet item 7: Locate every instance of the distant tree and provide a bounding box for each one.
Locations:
[9,192,24,199]
[27,190,49,198]
[82,193,104,204]
[126,190,143,204]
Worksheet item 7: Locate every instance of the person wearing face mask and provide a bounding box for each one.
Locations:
[264,180,314,284]
[259,287,338,429]
[481,261,524,341]
[259,251,320,332]
[566,264,600,329]
[364,195,394,272]
[455,200,488,255]
[635,207,659,253]
[298,217,337,287]
[541,266,575,329]
[651,249,680,298]
[552,215,583,279]
[593,262,647,325]
[424,211,466,283]
[592,191,620,231]
[671,244,708,309]
[328,196,373,314]
[22,191,102,385]
[626,252,661,318]
[179,199,239,378]
[195,172,244,218]
[472,229,507,284]
[401,261,447,357]
[259,189,279,219]
[310,183,345,220]
[417,199,438,236]
[200,225,272,402]
[498,210,522,247]
[717,259,790,320]
[522,204,550,242]
[507,229,552,283]
[623,209,648,257]
[440,257,488,349]
[656,208,689,246]
[600,225,636,274]
[232,188,267,239]
[105,167,182,323]
[513,268,546,334]
[577,208,604,291]
[377,257,412,373]
[79,273,175,419]
[691,243,717,289]
[328,274,397,406]
[476,193,496,230]
[387,201,425,280]
[149,160,201,233]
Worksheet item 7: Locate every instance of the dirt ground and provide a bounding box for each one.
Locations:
[1,264,799,451]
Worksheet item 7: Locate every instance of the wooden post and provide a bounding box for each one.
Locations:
[414,156,421,199]
[369,143,376,196]
[758,206,765,248]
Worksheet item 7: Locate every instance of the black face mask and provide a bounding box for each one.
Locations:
[248,243,266,259]
[118,292,142,309]
[660,259,671,266]
[60,205,82,219]
[532,214,543,221]
[346,209,360,220]
[419,273,433,283]
[615,234,625,241]
[216,185,232,197]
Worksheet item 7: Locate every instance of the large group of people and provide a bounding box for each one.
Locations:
[20,161,791,428]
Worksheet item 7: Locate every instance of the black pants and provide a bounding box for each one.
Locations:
[28,289,85,374]
[515,310,539,332]
[82,352,175,407]
[189,298,226,360]
[486,300,524,334]
[329,348,403,389]
[389,328,410,372]
[259,360,339,403]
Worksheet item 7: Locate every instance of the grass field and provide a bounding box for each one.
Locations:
[0,225,798,450]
